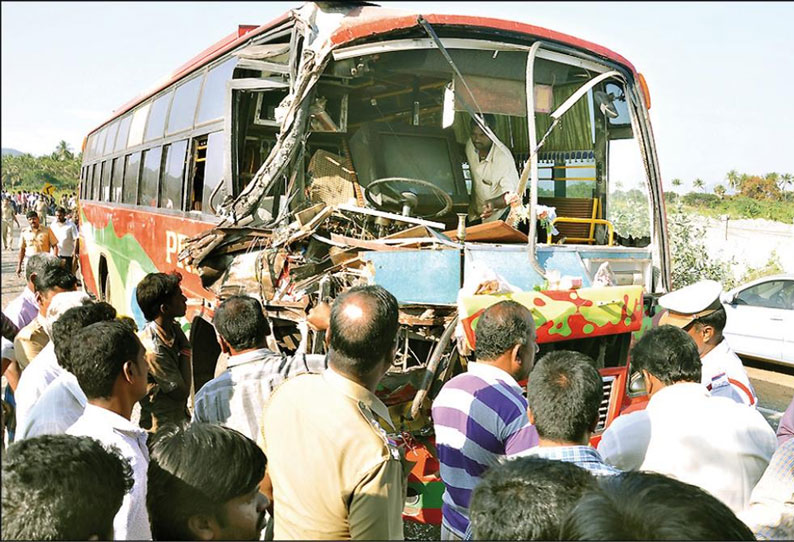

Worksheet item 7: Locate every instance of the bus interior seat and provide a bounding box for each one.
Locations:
[538,196,601,244]
[306,149,359,206]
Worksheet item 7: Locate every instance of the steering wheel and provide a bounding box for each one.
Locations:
[364,177,453,219]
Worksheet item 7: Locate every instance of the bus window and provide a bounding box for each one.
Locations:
[607,138,650,243]
[87,164,95,200]
[145,91,174,143]
[128,102,151,148]
[111,156,124,203]
[85,133,97,161]
[103,121,119,156]
[95,127,109,161]
[100,160,111,201]
[204,131,227,212]
[123,152,141,204]
[139,147,163,207]
[160,140,188,210]
[92,163,101,201]
[167,76,203,136]
[115,115,133,152]
[196,58,236,125]
[186,131,224,212]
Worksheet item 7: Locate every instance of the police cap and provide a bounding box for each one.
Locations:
[658,279,723,328]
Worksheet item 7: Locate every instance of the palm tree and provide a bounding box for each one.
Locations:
[671,178,682,191]
[781,173,793,192]
[726,169,740,191]
[693,178,705,193]
[55,140,73,161]
[713,184,726,200]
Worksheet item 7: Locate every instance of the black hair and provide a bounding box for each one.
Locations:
[475,300,535,361]
[69,320,142,399]
[136,272,182,321]
[147,422,267,541]
[329,285,399,377]
[24,252,61,283]
[470,113,496,130]
[56,206,67,214]
[526,350,603,443]
[692,304,727,334]
[51,301,117,372]
[26,210,38,219]
[470,456,596,540]
[2,434,133,541]
[213,295,270,351]
[33,266,77,295]
[117,315,139,333]
[560,471,756,540]
[631,325,701,385]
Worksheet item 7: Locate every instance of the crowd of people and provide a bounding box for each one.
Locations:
[1,258,792,540]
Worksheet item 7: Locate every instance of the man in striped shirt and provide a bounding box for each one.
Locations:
[432,300,539,540]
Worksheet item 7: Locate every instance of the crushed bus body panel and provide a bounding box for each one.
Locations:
[78,2,671,525]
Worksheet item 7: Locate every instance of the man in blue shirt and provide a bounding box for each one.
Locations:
[521,350,618,475]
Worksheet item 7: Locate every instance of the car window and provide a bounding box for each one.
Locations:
[735,280,794,310]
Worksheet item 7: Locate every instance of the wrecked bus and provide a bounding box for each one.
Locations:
[77,2,670,524]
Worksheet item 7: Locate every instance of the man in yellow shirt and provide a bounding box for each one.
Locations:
[16,211,58,277]
[260,285,405,540]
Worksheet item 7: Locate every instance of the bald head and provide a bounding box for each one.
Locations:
[329,285,399,378]
[475,300,536,361]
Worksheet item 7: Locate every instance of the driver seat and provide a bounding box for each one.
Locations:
[307,149,360,206]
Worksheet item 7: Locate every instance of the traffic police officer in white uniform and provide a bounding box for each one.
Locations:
[658,279,757,407]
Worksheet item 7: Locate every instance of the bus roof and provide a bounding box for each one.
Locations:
[90,4,636,136]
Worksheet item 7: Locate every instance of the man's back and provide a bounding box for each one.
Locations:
[18,371,85,439]
[67,404,151,540]
[193,349,324,440]
[14,343,63,430]
[640,382,776,514]
[261,371,404,540]
[432,362,538,537]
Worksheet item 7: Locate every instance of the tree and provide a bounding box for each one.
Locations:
[726,169,740,191]
[713,184,726,200]
[777,173,794,192]
[693,178,705,193]
[55,140,73,161]
[671,178,682,190]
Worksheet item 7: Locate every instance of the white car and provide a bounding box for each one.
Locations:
[721,274,794,365]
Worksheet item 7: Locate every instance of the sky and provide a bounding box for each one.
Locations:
[2,1,793,193]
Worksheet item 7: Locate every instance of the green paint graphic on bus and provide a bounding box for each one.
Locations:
[82,211,158,284]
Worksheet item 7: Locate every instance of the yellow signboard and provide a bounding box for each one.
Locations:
[42,183,55,196]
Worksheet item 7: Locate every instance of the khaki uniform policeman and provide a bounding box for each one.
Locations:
[659,279,757,406]
[2,198,20,250]
[260,369,405,540]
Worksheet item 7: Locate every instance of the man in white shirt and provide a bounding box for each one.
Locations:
[597,325,776,514]
[465,114,520,223]
[14,291,90,431]
[193,295,325,441]
[67,320,152,540]
[50,206,79,271]
[16,299,116,440]
[658,279,756,406]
